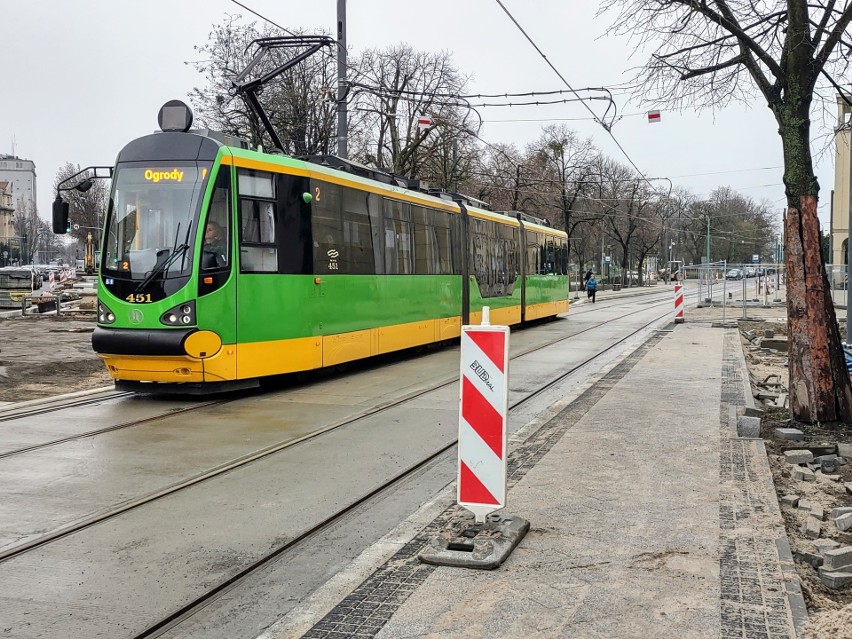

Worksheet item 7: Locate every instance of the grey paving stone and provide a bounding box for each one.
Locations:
[793,466,816,482]
[836,513,852,532]
[774,428,804,441]
[819,568,852,589]
[813,539,841,555]
[800,516,821,539]
[809,506,825,521]
[823,547,852,572]
[796,499,812,511]
[830,507,852,520]
[838,443,852,458]
[784,450,814,464]
[738,415,761,438]
[780,495,799,507]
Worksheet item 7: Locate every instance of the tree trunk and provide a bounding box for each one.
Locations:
[785,195,852,422]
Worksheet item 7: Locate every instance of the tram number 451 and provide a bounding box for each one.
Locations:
[125,294,153,303]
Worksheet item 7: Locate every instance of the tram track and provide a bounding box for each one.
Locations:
[131,298,681,639]
[0,399,232,459]
[0,286,691,462]
[0,290,695,567]
[0,388,134,422]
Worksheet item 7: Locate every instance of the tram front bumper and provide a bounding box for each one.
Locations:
[93,327,235,383]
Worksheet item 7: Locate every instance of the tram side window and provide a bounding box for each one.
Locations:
[544,237,556,274]
[526,231,541,275]
[412,205,440,275]
[501,225,520,289]
[238,169,278,273]
[312,181,343,272]
[201,169,231,270]
[341,187,374,275]
[557,238,568,275]
[383,199,412,274]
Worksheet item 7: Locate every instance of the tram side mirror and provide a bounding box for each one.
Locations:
[52,198,69,234]
[75,179,93,193]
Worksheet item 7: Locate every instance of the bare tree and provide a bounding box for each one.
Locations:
[350,45,475,178]
[526,125,600,259]
[603,1,852,423]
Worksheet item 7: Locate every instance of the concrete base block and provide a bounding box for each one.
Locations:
[737,415,761,438]
[419,512,529,570]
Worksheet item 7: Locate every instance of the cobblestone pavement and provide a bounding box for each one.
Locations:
[719,331,806,639]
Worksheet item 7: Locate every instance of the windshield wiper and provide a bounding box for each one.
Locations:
[134,221,192,293]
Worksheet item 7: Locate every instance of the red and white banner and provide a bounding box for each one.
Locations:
[458,318,510,522]
[674,283,684,323]
[648,110,661,123]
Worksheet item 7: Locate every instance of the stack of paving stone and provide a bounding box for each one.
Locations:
[818,541,852,589]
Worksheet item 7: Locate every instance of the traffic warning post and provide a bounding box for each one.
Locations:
[457,307,509,523]
[674,284,684,324]
[419,306,529,570]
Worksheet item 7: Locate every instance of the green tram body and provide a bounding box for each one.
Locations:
[92,130,569,391]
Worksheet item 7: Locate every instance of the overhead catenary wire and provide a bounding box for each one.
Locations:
[492,0,664,196]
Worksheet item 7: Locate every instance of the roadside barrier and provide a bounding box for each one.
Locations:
[674,284,684,323]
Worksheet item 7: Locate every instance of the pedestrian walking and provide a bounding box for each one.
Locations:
[583,269,593,292]
[586,274,597,303]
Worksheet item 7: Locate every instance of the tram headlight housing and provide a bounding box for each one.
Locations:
[98,301,115,325]
[160,300,196,327]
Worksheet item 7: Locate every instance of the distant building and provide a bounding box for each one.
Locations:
[0,154,36,216]
[832,93,851,266]
[0,181,13,242]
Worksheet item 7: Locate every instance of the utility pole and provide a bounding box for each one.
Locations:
[706,216,711,264]
[336,0,348,159]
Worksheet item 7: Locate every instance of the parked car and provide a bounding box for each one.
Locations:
[743,267,756,277]
[725,269,742,280]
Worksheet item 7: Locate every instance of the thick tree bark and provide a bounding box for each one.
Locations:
[785,195,852,421]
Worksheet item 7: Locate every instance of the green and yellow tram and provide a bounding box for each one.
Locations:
[87,103,569,391]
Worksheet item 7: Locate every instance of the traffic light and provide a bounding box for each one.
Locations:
[52,197,69,234]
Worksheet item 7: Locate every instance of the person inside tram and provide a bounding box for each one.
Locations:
[202,221,228,268]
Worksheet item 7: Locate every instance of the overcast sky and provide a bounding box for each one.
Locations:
[1,0,839,232]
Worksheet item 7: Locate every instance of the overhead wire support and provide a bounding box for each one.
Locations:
[232,35,335,153]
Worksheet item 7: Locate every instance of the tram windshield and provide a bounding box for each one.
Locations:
[101,163,211,280]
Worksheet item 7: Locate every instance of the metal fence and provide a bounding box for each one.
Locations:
[678,262,785,323]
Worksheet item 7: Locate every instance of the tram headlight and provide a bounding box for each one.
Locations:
[98,301,115,325]
[160,300,196,327]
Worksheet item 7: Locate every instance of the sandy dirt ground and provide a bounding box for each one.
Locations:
[0,312,111,403]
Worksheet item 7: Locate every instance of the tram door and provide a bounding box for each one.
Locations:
[235,170,314,378]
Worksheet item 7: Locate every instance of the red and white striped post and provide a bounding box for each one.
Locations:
[674,283,684,323]
[458,306,509,523]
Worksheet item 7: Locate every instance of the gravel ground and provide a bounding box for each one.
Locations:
[0,312,110,403]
